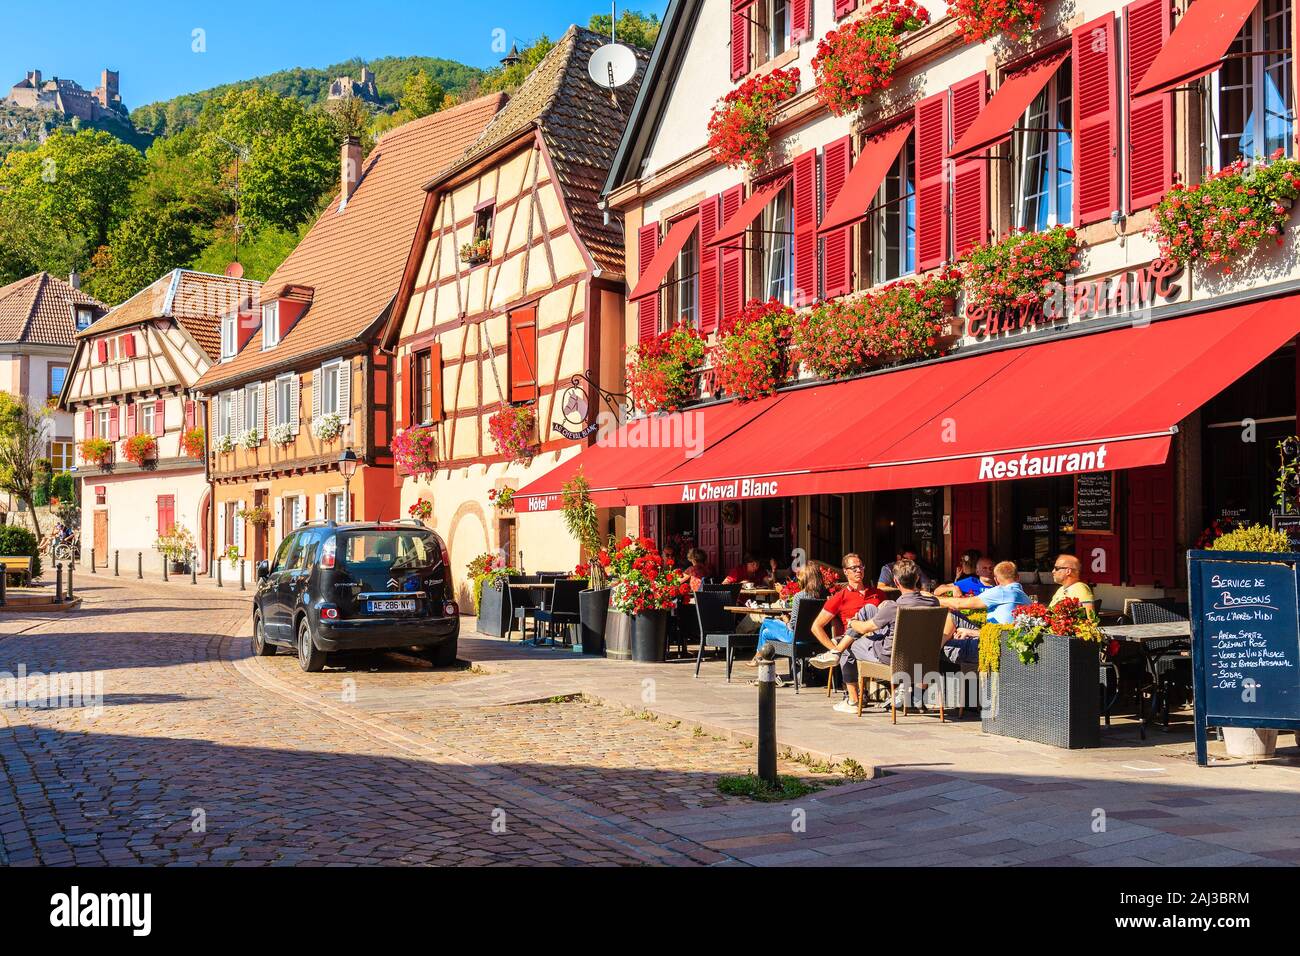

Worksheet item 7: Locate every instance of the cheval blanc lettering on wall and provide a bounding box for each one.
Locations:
[680,478,780,503]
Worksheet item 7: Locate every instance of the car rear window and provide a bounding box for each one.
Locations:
[339,530,437,570]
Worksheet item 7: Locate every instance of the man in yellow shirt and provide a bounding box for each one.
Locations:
[1050,554,1096,618]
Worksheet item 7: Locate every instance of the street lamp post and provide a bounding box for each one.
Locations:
[338,447,358,522]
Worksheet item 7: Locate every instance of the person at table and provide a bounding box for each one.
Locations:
[746,562,828,667]
[808,553,884,663]
[934,560,1030,666]
[661,544,681,571]
[878,546,934,594]
[829,560,939,713]
[933,556,996,598]
[1049,553,1096,617]
[953,550,981,592]
[723,551,773,587]
[684,548,713,592]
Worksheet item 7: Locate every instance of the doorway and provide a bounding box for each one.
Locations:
[253,489,269,565]
[93,510,108,566]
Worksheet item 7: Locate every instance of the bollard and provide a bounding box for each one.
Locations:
[137,551,143,579]
[191,554,198,586]
[114,550,119,577]
[217,559,222,588]
[757,644,778,787]
[66,562,73,601]
[54,563,63,605]
[162,555,169,582]
[239,559,246,592]
[0,567,6,607]
[90,550,95,574]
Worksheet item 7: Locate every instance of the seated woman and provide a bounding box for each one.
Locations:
[684,548,713,592]
[746,562,827,666]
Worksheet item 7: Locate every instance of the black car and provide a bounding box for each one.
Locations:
[251,519,459,672]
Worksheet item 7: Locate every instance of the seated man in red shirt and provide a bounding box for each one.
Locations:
[722,551,773,587]
[808,553,884,709]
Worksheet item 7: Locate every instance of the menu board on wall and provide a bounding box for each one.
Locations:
[1189,550,1300,766]
[911,490,937,542]
[1075,473,1114,533]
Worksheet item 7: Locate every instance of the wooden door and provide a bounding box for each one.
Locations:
[253,490,269,565]
[951,484,989,571]
[696,503,720,573]
[93,510,108,566]
[721,504,743,575]
[1125,463,1175,586]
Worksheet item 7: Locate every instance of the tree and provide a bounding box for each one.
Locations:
[324,95,374,146]
[480,37,555,93]
[589,10,662,50]
[0,393,53,540]
[400,70,445,119]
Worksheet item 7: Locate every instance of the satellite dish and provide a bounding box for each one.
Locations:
[588,43,637,90]
[224,261,245,279]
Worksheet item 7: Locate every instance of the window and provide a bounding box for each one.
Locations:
[262,302,279,349]
[761,181,794,304]
[769,0,790,59]
[415,350,433,424]
[470,204,494,263]
[139,402,155,437]
[49,440,73,473]
[1012,476,1078,574]
[218,392,235,438]
[319,362,341,416]
[48,364,67,400]
[275,375,293,427]
[244,384,261,437]
[674,228,699,327]
[220,314,237,362]
[1211,0,1294,168]
[1014,60,1073,230]
[95,407,111,438]
[328,491,348,522]
[872,136,916,283]
[285,495,304,532]
[75,308,94,332]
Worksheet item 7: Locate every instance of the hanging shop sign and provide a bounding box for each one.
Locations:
[965,259,1183,340]
[551,372,630,441]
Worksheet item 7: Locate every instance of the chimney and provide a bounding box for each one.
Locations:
[68,271,80,290]
[340,137,362,210]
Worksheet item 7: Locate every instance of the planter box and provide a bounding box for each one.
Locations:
[578,588,610,656]
[982,634,1100,749]
[476,582,512,638]
[605,610,632,661]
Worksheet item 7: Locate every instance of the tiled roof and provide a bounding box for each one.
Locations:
[79,269,261,361]
[0,272,107,347]
[194,92,507,392]
[446,26,648,276]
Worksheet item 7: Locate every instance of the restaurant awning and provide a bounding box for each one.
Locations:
[818,122,913,234]
[628,213,700,302]
[1132,0,1260,98]
[949,53,1068,160]
[709,174,792,249]
[514,295,1300,511]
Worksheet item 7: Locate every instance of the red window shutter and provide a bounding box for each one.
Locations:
[636,223,661,342]
[792,149,819,307]
[1073,15,1119,225]
[123,333,136,358]
[698,196,722,334]
[822,136,854,299]
[914,91,949,271]
[154,399,165,437]
[109,406,120,441]
[124,402,135,437]
[397,353,412,429]
[429,344,444,423]
[157,496,175,536]
[83,409,93,438]
[720,185,745,325]
[730,11,751,81]
[508,308,538,402]
[950,73,989,256]
[791,0,812,42]
[184,400,196,430]
[96,340,107,363]
[1125,0,1172,212]
[835,0,858,18]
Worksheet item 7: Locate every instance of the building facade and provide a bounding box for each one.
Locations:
[514,0,1300,608]
[61,269,259,571]
[194,95,506,571]
[7,69,124,120]
[381,27,646,601]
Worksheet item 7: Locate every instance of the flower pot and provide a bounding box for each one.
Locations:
[1222,727,1279,759]
[982,634,1100,749]
[604,610,632,661]
[631,609,668,663]
[578,588,610,656]
[475,582,511,638]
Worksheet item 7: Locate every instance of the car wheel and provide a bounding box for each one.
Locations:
[423,638,458,668]
[297,618,327,672]
[251,611,276,656]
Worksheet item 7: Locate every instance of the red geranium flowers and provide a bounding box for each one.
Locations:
[707,67,801,170]
[813,0,930,116]
[711,298,796,401]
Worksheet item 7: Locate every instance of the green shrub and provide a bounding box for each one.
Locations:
[33,459,52,507]
[51,472,75,502]
[0,525,42,580]
[1210,524,1292,553]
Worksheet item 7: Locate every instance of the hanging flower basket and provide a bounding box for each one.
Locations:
[213,433,235,454]
[1149,149,1300,273]
[626,322,708,413]
[408,498,433,522]
[489,486,515,512]
[951,0,1046,44]
[710,298,795,401]
[488,404,536,464]
[269,422,293,446]
[122,433,157,466]
[959,224,1081,313]
[813,0,930,116]
[79,436,112,468]
[311,413,343,443]
[707,67,800,170]
[393,425,438,479]
[239,427,261,449]
[237,505,271,526]
[181,426,206,459]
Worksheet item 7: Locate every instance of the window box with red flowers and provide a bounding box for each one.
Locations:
[1150,149,1300,273]
[707,67,801,170]
[122,434,157,466]
[951,0,1046,44]
[813,0,931,117]
[626,323,709,413]
[711,298,795,401]
[181,426,206,459]
[79,437,112,468]
[393,425,438,481]
[960,224,1081,313]
[488,403,536,464]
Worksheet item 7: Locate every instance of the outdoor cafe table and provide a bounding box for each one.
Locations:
[507,582,555,589]
[1101,622,1192,734]
[1102,622,1191,642]
[725,605,788,616]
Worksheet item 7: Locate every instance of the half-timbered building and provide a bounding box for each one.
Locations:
[61,269,259,571]
[381,26,648,591]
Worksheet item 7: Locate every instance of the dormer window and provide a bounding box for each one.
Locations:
[262,302,280,350]
[221,313,238,362]
[75,307,94,331]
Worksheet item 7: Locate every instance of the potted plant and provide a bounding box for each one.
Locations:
[813,0,931,116]
[710,298,795,401]
[122,433,157,467]
[237,505,270,527]
[606,536,691,663]
[393,425,438,480]
[561,470,610,655]
[469,552,521,638]
[155,523,195,573]
[982,598,1103,748]
[79,436,112,468]
[960,225,1081,313]
[459,237,492,265]
[181,426,206,458]
[706,66,800,170]
[224,544,241,568]
[488,404,536,464]
[625,322,708,413]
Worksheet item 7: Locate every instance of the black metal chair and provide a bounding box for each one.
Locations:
[670,598,699,659]
[693,590,757,682]
[764,597,827,693]
[701,582,742,605]
[532,578,585,647]
[506,573,540,641]
[1129,600,1191,729]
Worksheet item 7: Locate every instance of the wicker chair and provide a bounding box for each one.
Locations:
[854,606,950,721]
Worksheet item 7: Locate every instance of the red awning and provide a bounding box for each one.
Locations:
[949,52,1068,160]
[1132,0,1260,98]
[515,294,1300,510]
[628,214,699,302]
[709,174,792,249]
[818,122,913,234]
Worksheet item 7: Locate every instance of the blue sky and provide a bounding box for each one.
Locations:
[0,0,667,107]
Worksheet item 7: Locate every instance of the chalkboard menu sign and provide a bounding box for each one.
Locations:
[910,490,937,542]
[1188,550,1300,766]
[1271,513,1300,552]
[1075,473,1114,533]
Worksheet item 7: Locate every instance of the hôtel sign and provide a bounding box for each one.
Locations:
[966,259,1183,340]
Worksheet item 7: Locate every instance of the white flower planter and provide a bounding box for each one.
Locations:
[1222,727,1278,758]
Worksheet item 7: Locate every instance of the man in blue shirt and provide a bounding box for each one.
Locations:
[934,560,1030,666]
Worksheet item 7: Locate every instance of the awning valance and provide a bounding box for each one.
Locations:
[709,174,792,249]
[949,52,1068,160]
[1132,0,1260,98]
[818,122,913,234]
[628,214,700,302]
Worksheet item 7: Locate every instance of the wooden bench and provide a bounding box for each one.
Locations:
[0,555,34,587]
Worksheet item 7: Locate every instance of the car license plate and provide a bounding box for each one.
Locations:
[368,599,415,613]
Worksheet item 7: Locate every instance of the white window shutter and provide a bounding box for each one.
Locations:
[289,376,301,434]
[258,382,267,435]
[337,360,351,422]
[312,366,323,421]
[216,504,226,551]
[314,493,325,521]
[234,500,245,551]
[234,389,245,435]
[266,381,276,432]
